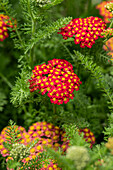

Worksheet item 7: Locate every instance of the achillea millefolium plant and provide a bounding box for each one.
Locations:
[0,0,113,169]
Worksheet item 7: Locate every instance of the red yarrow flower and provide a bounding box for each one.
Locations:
[58,16,106,48]
[29,59,82,105]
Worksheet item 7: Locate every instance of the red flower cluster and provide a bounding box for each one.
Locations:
[96,1,113,23]
[58,16,106,48]
[0,122,69,170]
[0,123,96,169]
[28,122,69,154]
[78,128,95,148]
[0,14,15,41]
[29,59,82,105]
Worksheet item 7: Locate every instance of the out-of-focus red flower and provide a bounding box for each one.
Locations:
[29,59,82,105]
[0,123,96,170]
[0,14,16,41]
[103,37,113,61]
[58,16,106,48]
[96,1,113,23]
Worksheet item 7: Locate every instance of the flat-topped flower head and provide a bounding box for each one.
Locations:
[58,16,106,48]
[29,59,82,105]
[96,1,113,23]
[0,14,15,41]
[78,128,95,148]
[28,122,69,154]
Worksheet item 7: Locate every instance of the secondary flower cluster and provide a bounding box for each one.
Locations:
[29,59,82,105]
[28,121,70,154]
[103,37,113,61]
[96,1,113,23]
[0,122,96,170]
[78,128,95,148]
[0,14,14,41]
[58,16,106,48]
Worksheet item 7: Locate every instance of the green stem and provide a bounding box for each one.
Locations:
[22,105,27,114]
[61,43,76,62]
[15,26,25,49]
[0,73,13,88]
[103,87,113,107]
[61,43,80,74]
[27,0,36,67]
[87,0,91,11]
[109,18,113,28]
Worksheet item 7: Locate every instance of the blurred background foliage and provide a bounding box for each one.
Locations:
[0,0,112,148]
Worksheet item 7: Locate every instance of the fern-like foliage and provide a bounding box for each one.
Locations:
[74,50,113,112]
[0,0,14,16]
[3,120,22,151]
[20,152,50,170]
[25,17,72,54]
[73,51,113,140]
[104,112,113,140]
[43,0,64,9]
[62,124,90,147]
[10,67,31,106]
